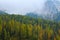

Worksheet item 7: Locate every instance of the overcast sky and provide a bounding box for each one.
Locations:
[0,0,47,15]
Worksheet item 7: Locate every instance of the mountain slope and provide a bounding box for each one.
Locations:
[42,0,60,21]
[0,12,60,40]
[0,10,8,15]
[26,12,44,19]
[26,12,39,18]
[41,0,58,20]
[26,0,60,22]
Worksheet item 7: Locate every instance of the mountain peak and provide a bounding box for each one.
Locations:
[41,0,59,20]
[26,0,60,22]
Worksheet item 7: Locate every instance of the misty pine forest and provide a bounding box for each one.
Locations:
[0,0,60,40]
[0,11,60,40]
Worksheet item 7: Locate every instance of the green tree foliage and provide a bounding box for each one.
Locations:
[0,14,60,40]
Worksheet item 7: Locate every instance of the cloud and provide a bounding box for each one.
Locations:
[0,0,46,15]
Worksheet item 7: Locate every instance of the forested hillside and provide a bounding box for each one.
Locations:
[0,14,60,40]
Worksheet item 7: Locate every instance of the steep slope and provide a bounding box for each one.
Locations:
[26,0,60,22]
[42,0,58,20]
[0,12,60,40]
[54,0,60,11]
[26,12,43,19]
[26,12,39,18]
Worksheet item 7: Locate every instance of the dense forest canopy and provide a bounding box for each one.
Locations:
[0,11,60,40]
